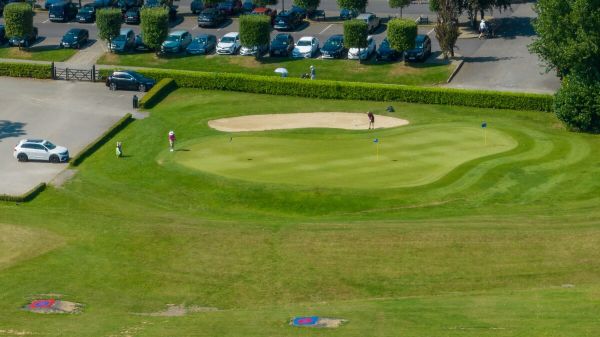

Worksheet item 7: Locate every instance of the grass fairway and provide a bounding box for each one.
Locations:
[171,126,516,188]
[0,45,77,62]
[1,89,600,336]
[98,52,454,85]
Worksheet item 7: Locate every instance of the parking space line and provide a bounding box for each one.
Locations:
[427,28,434,35]
[319,24,333,35]
[192,26,197,30]
[42,19,49,24]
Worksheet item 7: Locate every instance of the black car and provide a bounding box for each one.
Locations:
[60,28,89,49]
[241,0,254,13]
[320,34,345,59]
[134,34,149,51]
[106,70,155,92]
[269,33,294,57]
[8,27,38,47]
[186,34,217,55]
[118,0,142,13]
[339,8,358,20]
[0,25,6,45]
[198,8,225,27]
[273,10,303,31]
[124,7,141,24]
[405,34,432,62]
[0,2,5,16]
[289,5,307,19]
[376,38,401,61]
[76,4,96,23]
[190,0,202,14]
[49,1,78,22]
[216,0,240,16]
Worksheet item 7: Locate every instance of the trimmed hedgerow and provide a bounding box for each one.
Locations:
[99,68,554,111]
[0,62,52,79]
[138,78,177,109]
[0,183,46,202]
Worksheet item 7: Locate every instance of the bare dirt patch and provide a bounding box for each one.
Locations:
[135,304,219,317]
[208,112,409,132]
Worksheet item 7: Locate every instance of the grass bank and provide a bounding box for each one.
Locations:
[0,45,77,62]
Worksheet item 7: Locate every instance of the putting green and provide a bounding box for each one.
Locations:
[171,124,517,189]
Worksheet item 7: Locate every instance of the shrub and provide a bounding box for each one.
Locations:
[554,75,600,133]
[387,18,417,52]
[139,78,177,109]
[97,8,122,51]
[0,62,52,79]
[70,113,133,167]
[343,19,368,49]
[3,3,34,40]
[141,7,169,51]
[100,68,554,111]
[293,0,320,11]
[239,14,271,49]
[337,0,367,11]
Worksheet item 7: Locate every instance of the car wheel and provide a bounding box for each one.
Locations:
[49,155,60,164]
[110,82,117,91]
[17,153,28,162]
[138,84,146,92]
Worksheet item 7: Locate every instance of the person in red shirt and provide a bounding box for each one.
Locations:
[367,111,375,129]
[168,131,176,152]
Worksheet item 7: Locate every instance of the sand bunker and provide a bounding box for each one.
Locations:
[290,316,348,328]
[24,299,83,314]
[208,112,409,132]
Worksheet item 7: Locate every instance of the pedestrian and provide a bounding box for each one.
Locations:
[310,65,316,80]
[479,19,487,39]
[132,94,139,109]
[367,111,375,129]
[168,130,176,152]
[116,141,123,158]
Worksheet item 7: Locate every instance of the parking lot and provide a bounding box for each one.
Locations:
[0,77,132,196]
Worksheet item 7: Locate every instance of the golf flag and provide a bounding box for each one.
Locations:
[481,121,487,128]
[373,138,379,143]
[373,138,380,160]
[482,121,487,145]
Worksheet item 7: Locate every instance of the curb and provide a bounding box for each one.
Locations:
[447,58,464,83]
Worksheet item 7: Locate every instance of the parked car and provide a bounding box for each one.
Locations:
[106,70,156,92]
[339,7,358,20]
[376,38,401,61]
[93,0,115,8]
[320,34,345,59]
[124,7,141,24]
[0,25,6,45]
[118,0,143,13]
[198,8,225,27]
[134,34,149,50]
[240,43,268,56]
[14,139,69,163]
[251,7,277,24]
[8,27,38,47]
[186,34,217,55]
[109,28,135,52]
[405,34,431,62]
[289,5,307,19]
[356,12,380,33]
[144,0,177,20]
[0,1,5,15]
[292,36,319,58]
[44,0,65,10]
[76,4,96,23]
[273,10,303,31]
[60,28,89,49]
[241,0,254,13]
[269,33,294,57]
[161,30,192,53]
[216,32,241,55]
[217,0,241,15]
[49,1,78,22]
[348,35,376,60]
[190,0,203,14]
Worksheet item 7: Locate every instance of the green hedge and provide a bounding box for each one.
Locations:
[0,183,46,202]
[139,78,177,109]
[70,113,133,167]
[100,68,554,111]
[0,62,52,79]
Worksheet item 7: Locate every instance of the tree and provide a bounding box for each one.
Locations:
[294,0,320,11]
[96,8,122,52]
[253,0,278,7]
[3,3,33,49]
[141,7,169,52]
[529,0,600,81]
[337,0,367,12]
[343,19,368,63]
[434,0,460,58]
[387,18,417,54]
[554,75,600,133]
[389,0,411,18]
[239,14,271,58]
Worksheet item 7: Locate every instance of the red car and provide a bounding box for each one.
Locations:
[251,7,277,24]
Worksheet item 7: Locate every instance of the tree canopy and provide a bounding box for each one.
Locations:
[343,19,368,49]
[141,7,169,51]
[239,14,271,51]
[96,8,122,45]
[389,0,412,18]
[294,0,320,10]
[387,18,417,52]
[337,0,367,12]
[3,3,33,39]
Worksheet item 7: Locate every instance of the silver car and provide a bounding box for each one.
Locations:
[13,139,69,163]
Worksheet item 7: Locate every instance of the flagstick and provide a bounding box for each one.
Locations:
[484,128,487,145]
[377,142,379,161]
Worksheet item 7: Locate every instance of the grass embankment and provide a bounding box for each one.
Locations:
[0,45,77,62]
[1,90,600,336]
[98,52,454,85]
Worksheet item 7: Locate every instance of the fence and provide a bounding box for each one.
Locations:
[51,63,100,82]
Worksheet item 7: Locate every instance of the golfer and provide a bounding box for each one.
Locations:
[367,111,375,129]
[115,141,123,158]
[168,131,176,152]
[310,65,316,80]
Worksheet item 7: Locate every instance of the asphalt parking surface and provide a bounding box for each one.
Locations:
[0,77,133,196]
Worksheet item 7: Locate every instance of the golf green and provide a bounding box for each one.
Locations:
[169,124,517,188]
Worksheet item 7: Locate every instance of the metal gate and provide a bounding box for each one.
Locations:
[52,64,99,82]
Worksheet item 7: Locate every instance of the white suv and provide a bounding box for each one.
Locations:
[216,32,241,55]
[14,139,69,163]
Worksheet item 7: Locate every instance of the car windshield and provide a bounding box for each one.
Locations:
[221,37,235,43]
[274,36,288,45]
[43,141,56,150]
[325,39,341,48]
[194,38,207,45]
[128,72,144,81]
[166,35,179,42]
[297,40,311,46]
[114,35,126,42]
[416,42,424,49]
